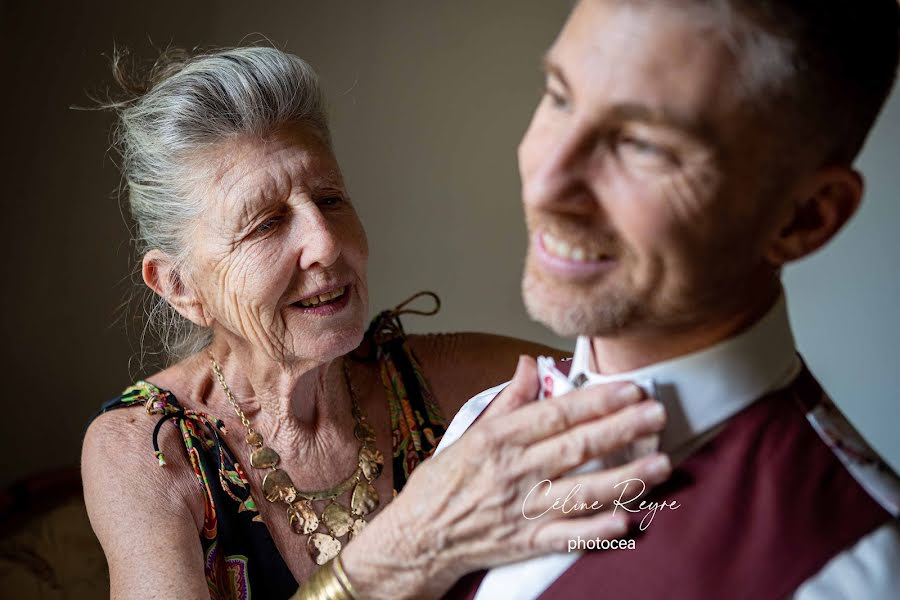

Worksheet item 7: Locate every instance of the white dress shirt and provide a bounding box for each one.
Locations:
[434,296,900,599]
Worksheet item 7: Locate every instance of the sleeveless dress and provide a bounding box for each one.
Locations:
[92,301,448,599]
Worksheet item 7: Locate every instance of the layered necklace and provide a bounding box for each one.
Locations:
[210,355,384,565]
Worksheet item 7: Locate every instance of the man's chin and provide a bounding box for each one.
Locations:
[522,272,634,338]
[523,274,583,338]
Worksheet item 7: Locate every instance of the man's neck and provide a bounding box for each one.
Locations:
[590,289,782,374]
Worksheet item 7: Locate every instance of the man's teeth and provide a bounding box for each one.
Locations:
[542,232,608,262]
[298,286,346,307]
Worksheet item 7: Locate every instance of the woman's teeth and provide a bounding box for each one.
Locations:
[298,286,346,307]
[542,232,609,262]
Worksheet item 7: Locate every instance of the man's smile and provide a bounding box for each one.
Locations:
[533,230,618,279]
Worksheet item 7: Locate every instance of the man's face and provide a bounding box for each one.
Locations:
[520,0,782,338]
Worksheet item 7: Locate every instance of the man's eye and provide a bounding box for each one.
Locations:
[255,216,281,234]
[619,135,664,155]
[616,134,679,167]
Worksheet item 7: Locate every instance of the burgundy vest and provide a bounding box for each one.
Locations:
[444,367,894,599]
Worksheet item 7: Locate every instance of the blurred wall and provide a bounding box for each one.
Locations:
[2,0,897,486]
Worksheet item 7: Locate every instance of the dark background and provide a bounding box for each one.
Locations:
[0,0,573,485]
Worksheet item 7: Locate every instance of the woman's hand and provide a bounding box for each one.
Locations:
[339,355,671,599]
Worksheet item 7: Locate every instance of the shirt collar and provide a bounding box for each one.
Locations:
[568,294,802,453]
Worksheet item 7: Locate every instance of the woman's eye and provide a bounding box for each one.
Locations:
[318,196,344,207]
[255,216,281,234]
[544,87,569,110]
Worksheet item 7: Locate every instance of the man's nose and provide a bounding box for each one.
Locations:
[522,122,598,214]
[296,207,341,271]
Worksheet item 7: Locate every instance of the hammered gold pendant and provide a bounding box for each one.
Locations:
[359,446,384,481]
[322,502,354,537]
[262,469,296,503]
[308,532,342,565]
[351,481,379,516]
[211,353,386,559]
[287,500,319,535]
[349,518,367,539]
[250,446,280,469]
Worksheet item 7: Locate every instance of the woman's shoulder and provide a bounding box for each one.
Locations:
[83,399,206,526]
[84,377,196,491]
[83,364,208,531]
[88,378,177,444]
[406,332,569,415]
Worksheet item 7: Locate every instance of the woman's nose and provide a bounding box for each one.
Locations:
[296,207,341,270]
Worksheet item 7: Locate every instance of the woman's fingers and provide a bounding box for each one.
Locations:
[480,355,541,419]
[520,399,667,479]
[486,381,648,447]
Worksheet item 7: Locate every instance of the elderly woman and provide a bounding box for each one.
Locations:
[82,46,670,600]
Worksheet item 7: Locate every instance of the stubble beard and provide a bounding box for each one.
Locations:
[521,259,639,338]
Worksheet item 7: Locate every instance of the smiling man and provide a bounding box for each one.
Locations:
[437,1,900,598]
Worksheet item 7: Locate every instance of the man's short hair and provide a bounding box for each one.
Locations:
[620,0,899,165]
[713,0,899,165]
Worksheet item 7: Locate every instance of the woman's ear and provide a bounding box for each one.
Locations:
[142,250,210,327]
[764,166,863,267]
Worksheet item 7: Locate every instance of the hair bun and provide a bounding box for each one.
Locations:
[109,46,194,102]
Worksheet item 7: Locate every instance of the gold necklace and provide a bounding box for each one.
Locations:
[209,355,384,565]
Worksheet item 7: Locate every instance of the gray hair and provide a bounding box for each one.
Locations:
[106,45,331,365]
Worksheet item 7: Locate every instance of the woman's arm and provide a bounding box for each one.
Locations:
[82,411,209,600]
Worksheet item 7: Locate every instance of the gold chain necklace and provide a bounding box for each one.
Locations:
[209,355,384,565]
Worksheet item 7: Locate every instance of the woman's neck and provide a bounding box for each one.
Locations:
[202,339,357,461]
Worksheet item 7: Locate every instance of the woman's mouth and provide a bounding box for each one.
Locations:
[291,285,351,315]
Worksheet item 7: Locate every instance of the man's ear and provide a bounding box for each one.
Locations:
[142,250,210,327]
[764,166,863,267]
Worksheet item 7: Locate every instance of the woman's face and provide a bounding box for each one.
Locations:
[184,123,369,364]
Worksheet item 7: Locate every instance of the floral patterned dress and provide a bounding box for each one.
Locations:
[92,304,447,599]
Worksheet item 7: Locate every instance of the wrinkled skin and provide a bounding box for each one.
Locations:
[183,124,370,366]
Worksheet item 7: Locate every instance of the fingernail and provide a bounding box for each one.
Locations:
[643,402,666,426]
[646,454,671,480]
[617,384,643,403]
